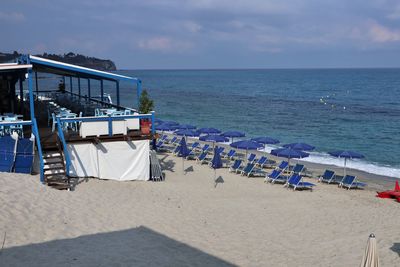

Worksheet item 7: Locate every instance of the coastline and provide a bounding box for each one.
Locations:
[176,134,398,191]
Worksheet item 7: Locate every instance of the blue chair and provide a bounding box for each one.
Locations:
[255,156,268,168]
[247,153,256,163]
[318,170,338,184]
[229,159,242,173]
[0,136,17,172]
[276,160,289,171]
[189,142,200,150]
[223,149,236,160]
[168,136,178,145]
[291,164,305,175]
[285,174,315,191]
[216,147,225,155]
[265,168,285,183]
[339,175,367,189]
[14,137,34,174]
[196,151,208,164]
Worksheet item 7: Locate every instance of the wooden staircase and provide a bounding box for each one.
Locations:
[41,137,70,190]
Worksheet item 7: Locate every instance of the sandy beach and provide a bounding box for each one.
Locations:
[1,150,399,266]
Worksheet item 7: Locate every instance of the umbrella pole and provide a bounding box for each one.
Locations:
[182,157,185,174]
[344,158,347,177]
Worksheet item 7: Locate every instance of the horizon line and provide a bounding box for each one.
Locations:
[117,66,400,71]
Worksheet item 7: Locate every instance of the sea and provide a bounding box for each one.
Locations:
[44,68,400,178]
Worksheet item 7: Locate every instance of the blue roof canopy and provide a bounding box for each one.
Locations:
[20,55,139,82]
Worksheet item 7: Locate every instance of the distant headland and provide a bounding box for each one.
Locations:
[0,51,117,71]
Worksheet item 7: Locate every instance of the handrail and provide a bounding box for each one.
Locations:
[59,113,155,137]
[56,117,72,176]
[32,118,45,183]
[0,120,33,126]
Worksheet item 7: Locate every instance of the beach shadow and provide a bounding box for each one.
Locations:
[390,243,400,257]
[214,176,224,188]
[158,154,175,173]
[0,226,236,267]
[184,166,194,174]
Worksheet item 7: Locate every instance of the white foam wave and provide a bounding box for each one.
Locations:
[258,147,400,178]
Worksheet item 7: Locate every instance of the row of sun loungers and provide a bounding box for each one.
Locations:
[0,134,35,174]
[158,134,368,191]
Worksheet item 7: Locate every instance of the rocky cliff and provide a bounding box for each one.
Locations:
[0,51,117,71]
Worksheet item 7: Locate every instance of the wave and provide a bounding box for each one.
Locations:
[258,145,400,178]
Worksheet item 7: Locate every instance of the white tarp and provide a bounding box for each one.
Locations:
[67,140,149,181]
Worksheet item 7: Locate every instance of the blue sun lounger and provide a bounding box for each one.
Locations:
[241,163,266,177]
[189,142,200,151]
[14,137,34,174]
[196,151,208,164]
[167,136,178,145]
[255,156,268,168]
[247,153,256,163]
[0,136,17,172]
[275,160,289,171]
[285,174,315,191]
[318,170,339,184]
[265,168,285,183]
[339,175,367,189]
[229,159,242,173]
[223,149,236,160]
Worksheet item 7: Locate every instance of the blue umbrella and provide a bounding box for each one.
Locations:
[230,140,263,162]
[178,137,190,174]
[163,121,179,126]
[211,146,223,185]
[200,134,229,150]
[270,148,309,167]
[177,124,197,130]
[175,129,200,137]
[328,150,364,176]
[251,136,280,152]
[197,127,221,134]
[199,135,229,143]
[156,124,178,131]
[283,142,315,151]
[251,136,280,145]
[221,131,245,143]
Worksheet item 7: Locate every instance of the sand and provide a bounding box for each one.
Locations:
[1,152,399,266]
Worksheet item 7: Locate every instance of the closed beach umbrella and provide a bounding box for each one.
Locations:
[197,127,221,135]
[177,124,196,130]
[360,234,379,267]
[283,142,315,151]
[328,150,364,176]
[175,129,200,137]
[221,131,245,143]
[251,136,280,152]
[270,148,309,167]
[178,137,190,174]
[211,146,223,185]
[230,140,263,162]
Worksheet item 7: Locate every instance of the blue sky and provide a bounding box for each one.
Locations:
[2,0,400,69]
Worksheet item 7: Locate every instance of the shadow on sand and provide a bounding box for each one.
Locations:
[390,243,400,257]
[0,226,236,267]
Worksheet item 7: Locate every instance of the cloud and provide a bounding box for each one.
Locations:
[369,22,400,42]
[0,11,25,22]
[137,37,193,52]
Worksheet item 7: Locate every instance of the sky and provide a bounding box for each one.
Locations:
[2,0,400,69]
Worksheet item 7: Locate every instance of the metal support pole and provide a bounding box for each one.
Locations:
[19,78,24,114]
[69,76,73,94]
[78,77,81,97]
[100,80,104,103]
[116,81,120,107]
[88,79,91,99]
[137,80,142,110]
[28,69,35,120]
[35,71,39,94]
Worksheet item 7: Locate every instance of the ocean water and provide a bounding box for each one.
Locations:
[47,68,400,178]
[118,69,400,178]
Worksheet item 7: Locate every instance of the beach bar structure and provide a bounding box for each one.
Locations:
[0,55,155,189]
